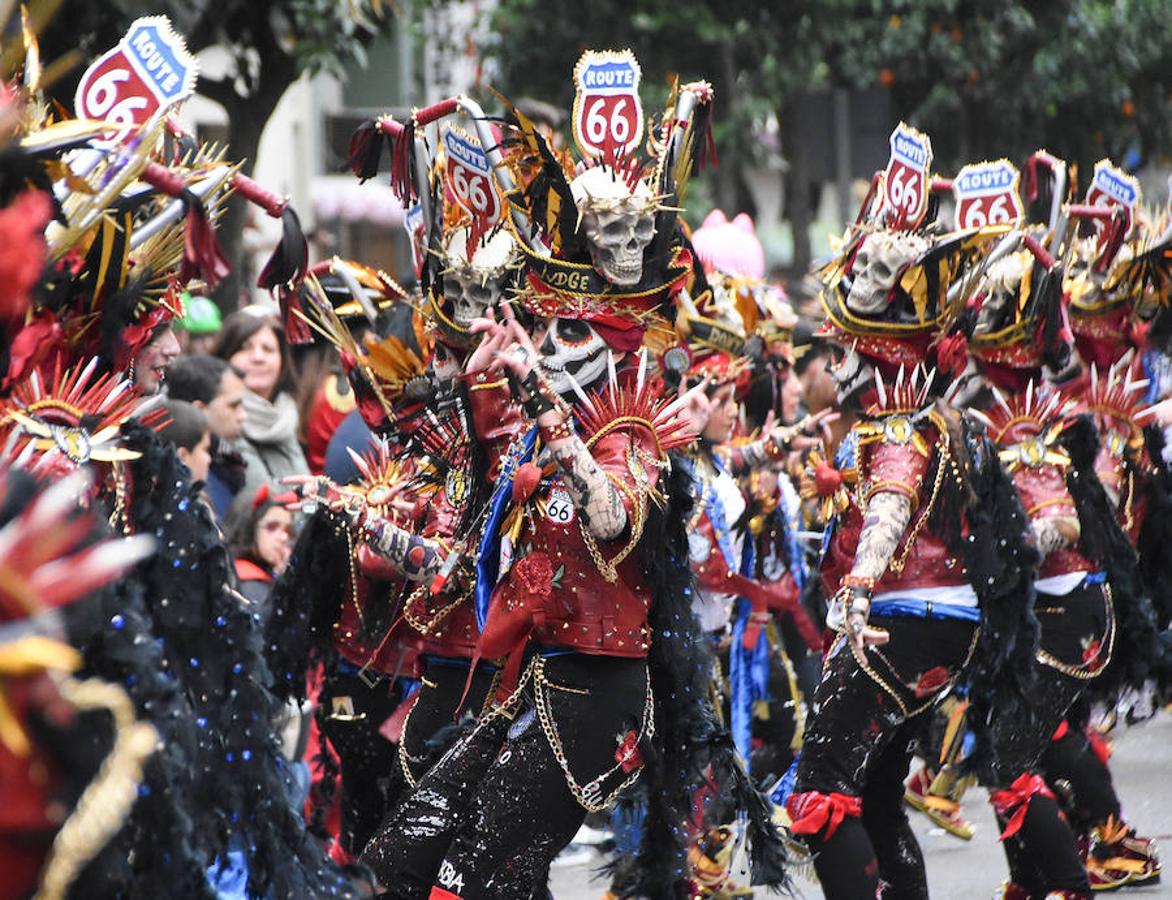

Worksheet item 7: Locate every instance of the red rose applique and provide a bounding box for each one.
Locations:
[913,666,951,698]
[614,729,642,773]
[512,551,553,600]
[1081,638,1104,670]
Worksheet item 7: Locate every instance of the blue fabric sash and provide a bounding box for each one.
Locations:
[474,426,538,629]
[868,598,981,622]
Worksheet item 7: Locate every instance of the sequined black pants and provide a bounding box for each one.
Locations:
[363,654,647,899]
[317,667,405,855]
[795,616,978,900]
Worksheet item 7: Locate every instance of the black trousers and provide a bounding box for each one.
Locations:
[362,654,648,898]
[977,582,1111,895]
[317,667,405,855]
[794,616,977,900]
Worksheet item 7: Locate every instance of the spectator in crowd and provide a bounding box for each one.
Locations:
[175,290,223,355]
[214,308,309,502]
[223,484,296,612]
[167,354,249,518]
[157,400,213,484]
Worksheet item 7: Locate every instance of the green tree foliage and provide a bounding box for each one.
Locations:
[487,0,1170,268]
[39,0,395,307]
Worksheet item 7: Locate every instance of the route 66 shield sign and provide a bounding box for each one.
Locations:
[1085,159,1141,239]
[572,49,644,160]
[442,125,502,227]
[878,122,933,229]
[75,16,197,146]
[953,159,1024,230]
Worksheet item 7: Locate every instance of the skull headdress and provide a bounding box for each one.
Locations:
[489,49,715,396]
[816,126,1005,402]
[569,166,658,287]
[439,226,522,333]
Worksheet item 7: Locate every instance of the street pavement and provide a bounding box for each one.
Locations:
[550,710,1172,899]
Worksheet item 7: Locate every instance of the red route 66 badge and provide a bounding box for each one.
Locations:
[953,159,1024,230]
[442,125,502,228]
[572,49,644,160]
[1085,159,1141,239]
[74,16,197,147]
[878,122,933,229]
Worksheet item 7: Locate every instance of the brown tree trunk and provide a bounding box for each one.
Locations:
[198,47,296,314]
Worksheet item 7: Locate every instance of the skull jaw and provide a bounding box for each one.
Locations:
[590,248,644,287]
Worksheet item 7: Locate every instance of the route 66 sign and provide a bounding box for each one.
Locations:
[75,16,197,146]
[572,49,644,159]
[1085,159,1141,238]
[879,122,933,228]
[953,159,1024,230]
[442,125,502,227]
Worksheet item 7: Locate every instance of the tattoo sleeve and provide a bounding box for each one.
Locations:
[1032,515,1080,559]
[363,516,443,583]
[719,431,786,476]
[850,491,913,584]
[551,434,629,541]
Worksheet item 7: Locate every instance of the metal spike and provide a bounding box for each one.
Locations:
[895,364,906,397]
[874,368,887,408]
[606,351,619,402]
[920,367,936,403]
[565,371,597,413]
[346,446,374,480]
[635,347,648,398]
[1090,364,1099,397]
[993,386,1013,418]
[1026,379,1034,414]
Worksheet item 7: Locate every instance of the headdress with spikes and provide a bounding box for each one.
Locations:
[817,129,1007,372]
[966,380,1075,473]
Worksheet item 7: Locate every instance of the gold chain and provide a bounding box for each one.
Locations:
[531,655,653,812]
[35,678,159,900]
[577,450,649,583]
[842,624,981,720]
[887,438,952,577]
[1037,582,1117,680]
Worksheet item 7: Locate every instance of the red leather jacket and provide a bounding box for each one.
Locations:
[472,380,663,659]
[821,418,970,595]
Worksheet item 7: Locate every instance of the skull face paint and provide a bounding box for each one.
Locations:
[570,166,657,287]
[846,231,930,314]
[444,227,518,328]
[538,317,608,396]
[832,345,875,408]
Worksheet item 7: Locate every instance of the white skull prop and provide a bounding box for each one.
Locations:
[444,227,518,328]
[974,250,1031,335]
[538,317,609,396]
[570,166,657,286]
[846,230,930,314]
[832,346,875,407]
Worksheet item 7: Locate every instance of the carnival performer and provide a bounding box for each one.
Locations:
[0,20,360,898]
[785,169,1039,899]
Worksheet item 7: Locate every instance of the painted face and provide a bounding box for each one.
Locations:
[255,505,294,573]
[831,346,874,408]
[229,325,283,401]
[702,383,738,443]
[134,327,181,394]
[202,369,247,442]
[537,317,609,396]
[430,340,462,387]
